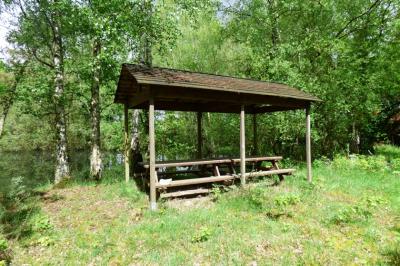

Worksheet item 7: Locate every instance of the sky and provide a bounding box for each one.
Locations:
[0,10,16,61]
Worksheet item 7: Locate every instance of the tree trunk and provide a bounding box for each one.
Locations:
[0,110,6,138]
[204,112,216,157]
[90,38,102,180]
[130,109,143,175]
[0,95,13,138]
[52,3,70,184]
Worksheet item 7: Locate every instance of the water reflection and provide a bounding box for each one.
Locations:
[0,150,122,192]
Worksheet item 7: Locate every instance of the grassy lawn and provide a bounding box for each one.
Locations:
[3,148,400,265]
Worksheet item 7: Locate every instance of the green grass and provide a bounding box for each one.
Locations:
[4,149,400,265]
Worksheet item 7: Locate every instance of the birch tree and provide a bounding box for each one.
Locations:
[7,0,74,183]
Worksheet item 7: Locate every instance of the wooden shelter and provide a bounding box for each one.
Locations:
[114,63,321,210]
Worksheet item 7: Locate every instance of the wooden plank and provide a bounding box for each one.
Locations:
[231,156,282,163]
[140,156,283,169]
[124,104,130,183]
[141,158,233,168]
[306,105,312,182]
[252,106,298,113]
[156,175,235,188]
[213,165,221,176]
[240,105,246,185]
[272,161,284,181]
[149,97,157,210]
[244,169,295,178]
[157,170,201,176]
[159,188,211,198]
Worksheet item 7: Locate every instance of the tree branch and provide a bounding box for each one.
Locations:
[30,48,54,68]
[335,0,381,39]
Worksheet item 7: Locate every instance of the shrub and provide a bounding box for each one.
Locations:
[243,186,301,219]
[0,235,7,251]
[210,185,222,202]
[313,156,331,168]
[29,213,53,233]
[361,155,387,171]
[391,158,400,172]
[332,154,388,172]
[0,234,11,264]
[6,177,29,205]
[330,205,371,224]
[332,155,353,170]
[191,227,211,243]
[274,194,301,207]
[375,144,400,162]
[330,196,384,225]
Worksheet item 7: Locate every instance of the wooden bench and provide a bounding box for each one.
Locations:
[139,156,295,197]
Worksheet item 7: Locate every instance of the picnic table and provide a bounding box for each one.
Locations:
[139,156,295,197]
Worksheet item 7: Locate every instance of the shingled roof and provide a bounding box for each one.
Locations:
[114,64,320,113]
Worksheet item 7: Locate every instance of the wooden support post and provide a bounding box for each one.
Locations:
[306,105,312,182]
[149,97,157,210]
[240,105,246,185]
[252,113,258,155]
[197,112,203,159]
[124,104,130,183]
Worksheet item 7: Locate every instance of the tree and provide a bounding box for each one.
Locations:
[7,0,75,183]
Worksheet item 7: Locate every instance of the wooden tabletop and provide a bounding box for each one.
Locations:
[140,156,283,169]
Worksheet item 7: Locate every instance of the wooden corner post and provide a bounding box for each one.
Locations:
[197,112,203,159]
[240,105,246,185]
[149,96,157,210]
[124,103,130,183]
[306,105,312,182]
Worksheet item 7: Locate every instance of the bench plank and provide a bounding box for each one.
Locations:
[141,156,283,169]
[156,175,235,188]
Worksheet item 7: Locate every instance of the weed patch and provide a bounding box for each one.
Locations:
[329,196,385,225]
[191,226,212,243]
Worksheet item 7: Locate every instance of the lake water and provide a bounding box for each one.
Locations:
[0,151,123,192]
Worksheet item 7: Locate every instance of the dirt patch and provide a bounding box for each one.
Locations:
[165,195,213,210]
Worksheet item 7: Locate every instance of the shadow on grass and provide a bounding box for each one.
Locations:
[1,202,41,239]
[383,245,400,266]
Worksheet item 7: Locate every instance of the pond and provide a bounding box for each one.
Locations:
[0,150,123,193]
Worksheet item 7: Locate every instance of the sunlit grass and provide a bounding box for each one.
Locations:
[6,149,400,265]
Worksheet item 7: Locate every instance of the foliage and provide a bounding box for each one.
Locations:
[0,0,398,167]
[332,154,388,171]
[191,226,212,243]
[329,196,385,225]
[375,144,400,162]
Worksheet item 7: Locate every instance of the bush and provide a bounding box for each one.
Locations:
[313,156,331,168]
[29,213,53,233]
[0,234,11,264]
[332,154,388,171]
[361,155,387,171]
[332,155,353,170]
[330,196,385,225]
[391,158,400,172]
[375,144,400,162]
